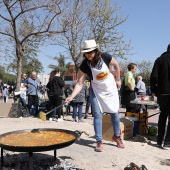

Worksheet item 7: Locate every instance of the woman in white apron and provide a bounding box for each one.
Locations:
[65,39,125,152]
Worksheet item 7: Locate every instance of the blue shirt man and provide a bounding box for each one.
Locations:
[24,77,40,95]
[24,71,40,116]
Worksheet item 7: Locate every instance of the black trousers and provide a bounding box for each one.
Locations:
[121,90,135,115]
[157,95,170,144]
[27,95,39,116]
[48,96,63,119]
[3,96,7,103]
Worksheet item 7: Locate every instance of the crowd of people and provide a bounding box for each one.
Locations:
[14,69,93,123]
[120,64,153,115]
[0,83,15,103]
[120,43,170,150]
[1,39,170,152]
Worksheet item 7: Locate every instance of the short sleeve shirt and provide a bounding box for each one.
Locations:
[79,52,112,80]
[125,71,135,88]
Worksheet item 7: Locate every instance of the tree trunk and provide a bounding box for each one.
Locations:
[15,43,23,91]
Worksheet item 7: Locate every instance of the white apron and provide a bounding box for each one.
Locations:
[91,60,119,113]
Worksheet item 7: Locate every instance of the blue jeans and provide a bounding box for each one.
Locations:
[90,87,120,142]
[85,96,91,114]
[72,102,83,120]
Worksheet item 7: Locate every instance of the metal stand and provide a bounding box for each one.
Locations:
[0,149,58,170]
[29,152,33,170]
[1,148,3,169]
[54,149,57,161]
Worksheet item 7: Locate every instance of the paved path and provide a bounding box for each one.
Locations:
[0,98,159,127]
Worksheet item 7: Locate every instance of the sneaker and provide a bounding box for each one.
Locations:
[49,117,53,121]
[163,142,170,150]
[112,136,125,148]
[78,119,84,123]
[52,118,57,121]
[156,108,160,111]
[72,118,77,122]
[94,141,103,152]
[58,118,64,122]
[84,115,88,119]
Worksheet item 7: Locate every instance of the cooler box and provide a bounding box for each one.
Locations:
[102,115,134,141]
[126,112,148,135]
[128,117,139,136]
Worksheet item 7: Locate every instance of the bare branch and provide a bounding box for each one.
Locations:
[8,0,18,9]
[0,31,14,38]
[14,5,47,21]
[0,14,11,22]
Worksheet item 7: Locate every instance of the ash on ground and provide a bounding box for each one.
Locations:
[1,151,84,170]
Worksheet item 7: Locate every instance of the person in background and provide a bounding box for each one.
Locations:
[135,76,147,113]
[64,87,71,115]
[38,82,46,99]
[84,81,92,119]
[121,63,137,115]
[2,86,9,103]
[64,88,70,98]
[70,80,86,122]
[24,71,40,117]
[20,73,27,106]
[65,39,124,152]
[21,73,27,83]
[146,84,152,96]
[150,44,170,149]
[46,69,65,121]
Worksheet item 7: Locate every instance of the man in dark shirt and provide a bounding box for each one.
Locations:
[150,44,170,149]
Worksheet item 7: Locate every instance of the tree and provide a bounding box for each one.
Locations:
[88,0,131,59]
[7,47,43,77]
[54,0,131,72]
[0,65,16,84]
[48,54,72,77]
[54,0,88,72]
[0,0,66,90]
[136,60,153,86]
[118,61,130,73]
[0,65,6,80]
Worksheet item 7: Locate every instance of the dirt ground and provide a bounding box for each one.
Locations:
[0,99,169,170]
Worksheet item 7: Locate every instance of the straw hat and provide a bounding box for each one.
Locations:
[81,39,98,53]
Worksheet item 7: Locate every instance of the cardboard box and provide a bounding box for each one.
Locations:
[102,115,134,140]
[139,123,148,135]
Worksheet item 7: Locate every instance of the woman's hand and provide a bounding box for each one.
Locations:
[130,87,134,91]
[116,80,121,89]
[65,96,74,104]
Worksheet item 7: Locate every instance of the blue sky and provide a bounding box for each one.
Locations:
[39,0,170,74]
[117,0,170,62]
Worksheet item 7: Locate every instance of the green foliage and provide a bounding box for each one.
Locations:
[0,65,16,84]
[48,54,72,76]
[22,57,43,77]
[0,65,5,80]
[136,60,153,85]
